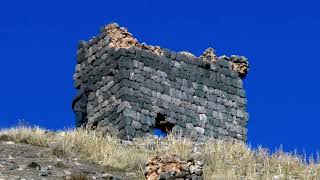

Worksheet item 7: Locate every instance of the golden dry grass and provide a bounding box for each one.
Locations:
[0,127,319,180]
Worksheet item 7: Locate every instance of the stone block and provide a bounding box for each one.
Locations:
[163,48,171,58]
[140,86,151,96]
[132,120,142,130]
[186,123,194,130]
[123,108,137,119]
[236,109,245,118]
[118,69,131,80]
[125,125,135,137]
[166,117,176,124]
[118,116,131,129]
[237,89,246,98]
[142,125,150,132]
[113,48,128,60]
[128,80,140,90]
[217,59,230,68]
[171,51,177,59]
[195,127,205,134]
[197,106,206,114]
[146,116,155,126]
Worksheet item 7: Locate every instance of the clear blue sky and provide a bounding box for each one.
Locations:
[1,1,319,156]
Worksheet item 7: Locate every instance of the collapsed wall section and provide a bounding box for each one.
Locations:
[73,23,249,142]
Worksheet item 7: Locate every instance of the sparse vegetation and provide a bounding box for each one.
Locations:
[0,127,319,179]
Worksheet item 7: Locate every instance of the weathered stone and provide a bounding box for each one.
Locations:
[73,22,249,142]
[146,116,155,126]
[145,155,203,180]
[186,123,194,130]
[200,47,217,62]
[123,108,137,119]
[132,120,142,129]
[195,127,205,134]
[230,55,249,79]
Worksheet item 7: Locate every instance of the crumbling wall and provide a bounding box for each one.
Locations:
[73,23,249,142]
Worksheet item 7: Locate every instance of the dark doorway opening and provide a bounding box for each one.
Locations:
[92,120,99,128]
[154,113,174,137]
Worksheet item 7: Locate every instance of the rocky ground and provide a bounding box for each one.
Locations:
[2,127,319,179]
[0,139,137,180]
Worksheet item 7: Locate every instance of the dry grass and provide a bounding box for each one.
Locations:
[0,127,319,179]
[69,173,89,180]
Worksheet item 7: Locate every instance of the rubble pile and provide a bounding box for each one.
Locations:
[145,155,203,180]
[102,23,165,56]
[101,23,249,78]
[200,47,217,63]
[102,23,139,49]
[230,55,249,79]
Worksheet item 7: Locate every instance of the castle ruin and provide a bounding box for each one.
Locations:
[73,23,249,142]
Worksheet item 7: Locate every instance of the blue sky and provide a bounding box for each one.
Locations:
[0,0,319,156]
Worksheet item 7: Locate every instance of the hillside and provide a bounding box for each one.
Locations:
[0,127,319,179]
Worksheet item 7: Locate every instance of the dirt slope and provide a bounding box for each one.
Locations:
[0,139,136,180]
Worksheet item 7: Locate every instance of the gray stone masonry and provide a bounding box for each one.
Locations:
[73,24,249,142]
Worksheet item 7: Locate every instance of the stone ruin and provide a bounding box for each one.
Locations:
[72,23,249,142]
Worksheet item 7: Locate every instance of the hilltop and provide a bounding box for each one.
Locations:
[0,127,319,179]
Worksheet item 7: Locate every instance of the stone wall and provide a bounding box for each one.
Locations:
[73,23,249,142]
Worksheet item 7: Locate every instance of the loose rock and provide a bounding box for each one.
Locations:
[145,155,203,180]
[200,47,217,62]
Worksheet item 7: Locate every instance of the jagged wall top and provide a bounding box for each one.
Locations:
[78,23,249,79]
